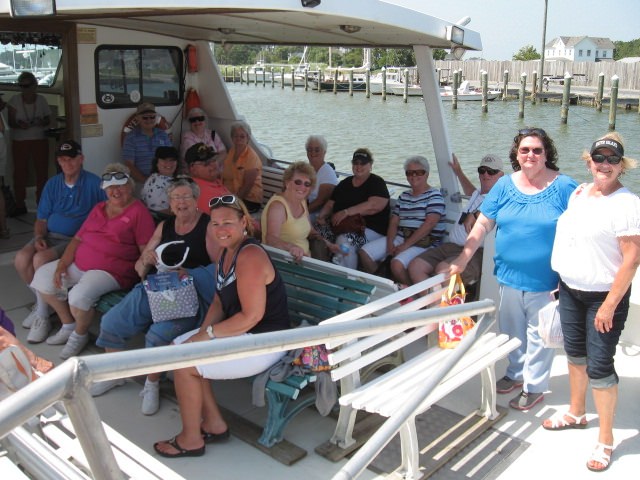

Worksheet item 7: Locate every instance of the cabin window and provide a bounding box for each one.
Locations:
[0,32,62,87]
[95,45,183,109]
[587,50,591,57]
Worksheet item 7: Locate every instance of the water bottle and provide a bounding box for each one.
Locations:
[332,239,352,265]
[55,273,69,301]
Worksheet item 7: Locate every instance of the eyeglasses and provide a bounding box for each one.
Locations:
[293,179,312,187]
[405,169,426,177]
[141,115,156,121]
[101,172,129,181]
[209,195,238,209]
[518,147,544,155]
[189,116,206,123]
[477,166,500,175]
[306,147,322,153]
[171,175,195,183]
[169,194,194,201]
[591,154,622,165]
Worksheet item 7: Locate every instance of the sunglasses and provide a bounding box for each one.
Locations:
[189,116,206,123]
[101,172,129,181]
[293,179,312,187]
[405,169,426,177]
[477,166,500,175]
[209,194,238,209]
[591,154,622,165]
[515,128,547,143]
[518,147,544,155]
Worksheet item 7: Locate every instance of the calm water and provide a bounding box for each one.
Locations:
[227,83,640,194]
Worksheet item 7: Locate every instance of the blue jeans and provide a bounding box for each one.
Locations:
[498,285,556,394]
[559,280,630,388]
[96,265,216,350]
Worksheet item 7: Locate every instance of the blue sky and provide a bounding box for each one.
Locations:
[388,0,640,60]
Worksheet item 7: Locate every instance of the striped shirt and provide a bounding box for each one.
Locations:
[393,188,447,240]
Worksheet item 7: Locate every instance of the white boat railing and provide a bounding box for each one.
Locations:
[0,299,496,480]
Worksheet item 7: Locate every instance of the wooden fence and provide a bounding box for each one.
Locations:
[435,60,640,90]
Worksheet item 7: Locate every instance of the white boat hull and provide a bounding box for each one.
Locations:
[440,91,500,101]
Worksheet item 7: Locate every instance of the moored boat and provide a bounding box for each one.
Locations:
[440,80,501,101]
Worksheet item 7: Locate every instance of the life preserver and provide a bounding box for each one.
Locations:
[120,113,172,145]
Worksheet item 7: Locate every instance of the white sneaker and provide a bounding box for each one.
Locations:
[140,381,160,415]
[27,314,51,343]
[46,326,74,345]
[60,332,89,359]
[22,305,53,329]
[90,378,125,397]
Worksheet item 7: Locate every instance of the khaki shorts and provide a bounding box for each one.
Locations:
[415,242,484,286]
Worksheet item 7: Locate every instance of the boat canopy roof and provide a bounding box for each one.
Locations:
[0,0,482,51]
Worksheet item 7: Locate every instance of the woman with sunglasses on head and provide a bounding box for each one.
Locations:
[7,71,51,214]
[261,161,316,262]
[141,146,180,219]
[92,177,215,415]
[359,155,446,285]
[543,133,640,472]
[450,128,578,411]
[315,148,390,269]
[222,121,263,213]
[29,164,155,359]
[180,107,227,169]
[154,195,290,458]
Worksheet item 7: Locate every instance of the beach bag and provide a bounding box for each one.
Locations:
[438,274,475,349]
[144,271,198,322]
[292,344,332,372]
[538,298,563,349]
[332,214,366,236]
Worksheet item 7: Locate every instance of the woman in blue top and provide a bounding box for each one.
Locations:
[450,128,578,411]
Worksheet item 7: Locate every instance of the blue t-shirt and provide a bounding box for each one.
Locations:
[37,170,107,237]
[122,127,172,176]
[480,173,578,292]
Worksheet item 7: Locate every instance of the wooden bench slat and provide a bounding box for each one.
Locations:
[273,260,375,295]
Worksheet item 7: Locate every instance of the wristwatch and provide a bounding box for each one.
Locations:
[206,325,216,339]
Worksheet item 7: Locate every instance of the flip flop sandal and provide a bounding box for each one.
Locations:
[542,411,588,430]
[201,428,230,444]
[154,436,205,458]
[586,442,614,472]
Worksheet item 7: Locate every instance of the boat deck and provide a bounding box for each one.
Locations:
[1,211,639,480]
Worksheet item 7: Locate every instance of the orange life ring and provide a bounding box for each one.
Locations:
[120,112,172,145]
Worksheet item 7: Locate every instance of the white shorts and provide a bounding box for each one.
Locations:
[360,234,428,268]
[173,329,285,380]
[31,260,120,311]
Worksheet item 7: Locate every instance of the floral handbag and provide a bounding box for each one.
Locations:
[438,274,475,349]
[292,344,332,372]
[144,271,199,323]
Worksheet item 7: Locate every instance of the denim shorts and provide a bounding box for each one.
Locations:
[559,280,630,388]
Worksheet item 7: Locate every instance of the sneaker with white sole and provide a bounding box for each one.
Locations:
[22,304,54,329]
[90,378,126,397]
[140,381,160,415]
[509,390,544,411]
[46,327,74,345]
[26,314,51,343]
[60,332,89,359]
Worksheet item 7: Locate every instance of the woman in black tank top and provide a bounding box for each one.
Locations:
[154,195,290,458]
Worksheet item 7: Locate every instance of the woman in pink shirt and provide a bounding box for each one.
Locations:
[29,163,155,359]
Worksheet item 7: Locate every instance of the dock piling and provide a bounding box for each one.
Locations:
[560,72,572,124]
[609,75,619,130]
[365,69,370,98]
[382,67,387,101]
[531,71,538,104]
[596,73,604,111]
[481,70,488,112]
[403,68,409,103]
[502,70,509,101]
[519,72,527,119]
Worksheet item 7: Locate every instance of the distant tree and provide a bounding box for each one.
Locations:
[613,38,640,60]
[433,49,447,61]
[513,45,541,61]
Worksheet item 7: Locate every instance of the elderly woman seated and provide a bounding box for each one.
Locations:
[28,163,155,359]
[315,148,390,269]
[180,107,227,168]
[261,161,316,261]
[91,177,214,415]
[305,135,338,221]
[222,120,263,213]
[359,155,446,285]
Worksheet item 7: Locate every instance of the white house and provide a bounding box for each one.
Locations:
[545,36,615,62]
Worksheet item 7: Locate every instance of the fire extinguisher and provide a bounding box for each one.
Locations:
[186,44,198,73]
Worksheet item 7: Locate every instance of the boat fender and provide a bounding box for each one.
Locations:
[121,112,172,145]
[186,44,198,73]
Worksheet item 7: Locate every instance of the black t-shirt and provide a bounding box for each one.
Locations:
[158,213,211,269]
[331,173,390,235]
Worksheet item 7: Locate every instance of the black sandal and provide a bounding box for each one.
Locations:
[154,436,205,458]
[201,428,230,444]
